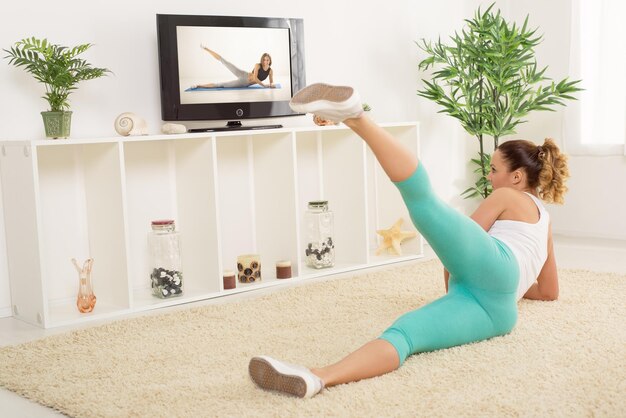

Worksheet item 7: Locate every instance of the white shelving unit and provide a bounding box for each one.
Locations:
[0,122,422,328]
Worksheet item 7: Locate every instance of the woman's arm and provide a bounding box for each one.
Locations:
[523,224,559,301]
[269,68,275,88]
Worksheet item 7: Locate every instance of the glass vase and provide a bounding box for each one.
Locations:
[73,258,96,313]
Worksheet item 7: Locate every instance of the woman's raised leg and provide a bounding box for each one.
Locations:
[344,116,418,182]
[200,45,222,60]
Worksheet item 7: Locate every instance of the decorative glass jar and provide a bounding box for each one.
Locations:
[148,220,183,298]
[304,201,335,269]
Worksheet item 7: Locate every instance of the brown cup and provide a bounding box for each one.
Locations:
[276,260,292,279]
[223,269,236,290]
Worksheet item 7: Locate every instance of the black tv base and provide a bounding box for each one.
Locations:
[188,121,282,133]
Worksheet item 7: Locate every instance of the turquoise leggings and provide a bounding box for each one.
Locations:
[379,163,519,365]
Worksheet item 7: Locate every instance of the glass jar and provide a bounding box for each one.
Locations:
[304,201,335,269]
[148,219,183,298]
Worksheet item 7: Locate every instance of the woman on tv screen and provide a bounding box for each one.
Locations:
[192,46,276,89]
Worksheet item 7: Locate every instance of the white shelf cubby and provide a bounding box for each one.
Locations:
[0,123,421,328]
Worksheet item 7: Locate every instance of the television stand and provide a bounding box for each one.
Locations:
[188,121,282,133]
[0,122,421,328]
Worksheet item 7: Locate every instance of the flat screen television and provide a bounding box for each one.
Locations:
[156,14,306,131]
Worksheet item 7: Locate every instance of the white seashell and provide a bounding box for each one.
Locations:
[161,123,187,134]
[114,112,148,136]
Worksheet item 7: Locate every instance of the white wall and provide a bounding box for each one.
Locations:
[0,0,426,138]
[505,0,626,240]
[2,0,622,317]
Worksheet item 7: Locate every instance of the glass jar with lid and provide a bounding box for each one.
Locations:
[148,219,183,298]
[304,201,335,269]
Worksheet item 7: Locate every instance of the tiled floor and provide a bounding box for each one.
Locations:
[1,235,625,417]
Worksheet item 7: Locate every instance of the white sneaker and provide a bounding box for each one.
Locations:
[248,355,324,398]
[289,83,363,123]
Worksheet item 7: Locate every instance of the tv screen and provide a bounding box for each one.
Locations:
[157,14,306,126]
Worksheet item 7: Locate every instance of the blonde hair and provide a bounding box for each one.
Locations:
[496,138,570,204]
[537,138,569,204]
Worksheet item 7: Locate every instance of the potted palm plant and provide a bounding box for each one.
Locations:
[4,37,110,139]
[417,4,581,198]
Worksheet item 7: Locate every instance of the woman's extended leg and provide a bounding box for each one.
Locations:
[201,45,222,61]
[344,116,417,182]
[249,287,507,397]
[309,284,500,386]
[198,46,250,88]
[200,46,248,78]
[311,339,400,386]
[216,57,249,80]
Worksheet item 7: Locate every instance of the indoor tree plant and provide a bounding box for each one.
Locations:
[417,4,581,198]
[4,37,110,139]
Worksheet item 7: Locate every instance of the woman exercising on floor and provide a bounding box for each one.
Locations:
[249,83,570,398]
[194,46,275,89]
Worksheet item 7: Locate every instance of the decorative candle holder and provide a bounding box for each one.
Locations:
[72,258,96,313]
[223,269,236,290]
[276,260,292,279]
[237,254,261,283]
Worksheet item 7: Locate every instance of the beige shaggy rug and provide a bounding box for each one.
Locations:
[0,259,624,418]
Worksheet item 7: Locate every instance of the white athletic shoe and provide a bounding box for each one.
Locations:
[289,83,364,123]
[248,355,324,398]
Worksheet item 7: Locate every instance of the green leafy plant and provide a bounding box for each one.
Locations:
[417,3,581,198]
[4,37,111,112]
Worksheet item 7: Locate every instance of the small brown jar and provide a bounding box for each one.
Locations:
[223,269,236,290]
[276,260,292,279]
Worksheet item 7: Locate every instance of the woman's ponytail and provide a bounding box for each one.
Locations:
[537,138,570,204]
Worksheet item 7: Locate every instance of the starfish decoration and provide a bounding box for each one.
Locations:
[375,218,417,255]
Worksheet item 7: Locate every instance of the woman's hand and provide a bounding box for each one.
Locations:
[313,115,337,126]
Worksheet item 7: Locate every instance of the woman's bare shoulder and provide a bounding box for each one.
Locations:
[493,187,540,222]
[486,187,520,205]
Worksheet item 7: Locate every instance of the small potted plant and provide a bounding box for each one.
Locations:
[4,37,111,139]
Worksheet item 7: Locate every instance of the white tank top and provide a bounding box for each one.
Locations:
[487,193,549,300]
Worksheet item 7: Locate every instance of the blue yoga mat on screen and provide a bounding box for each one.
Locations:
[186,84,282,92]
